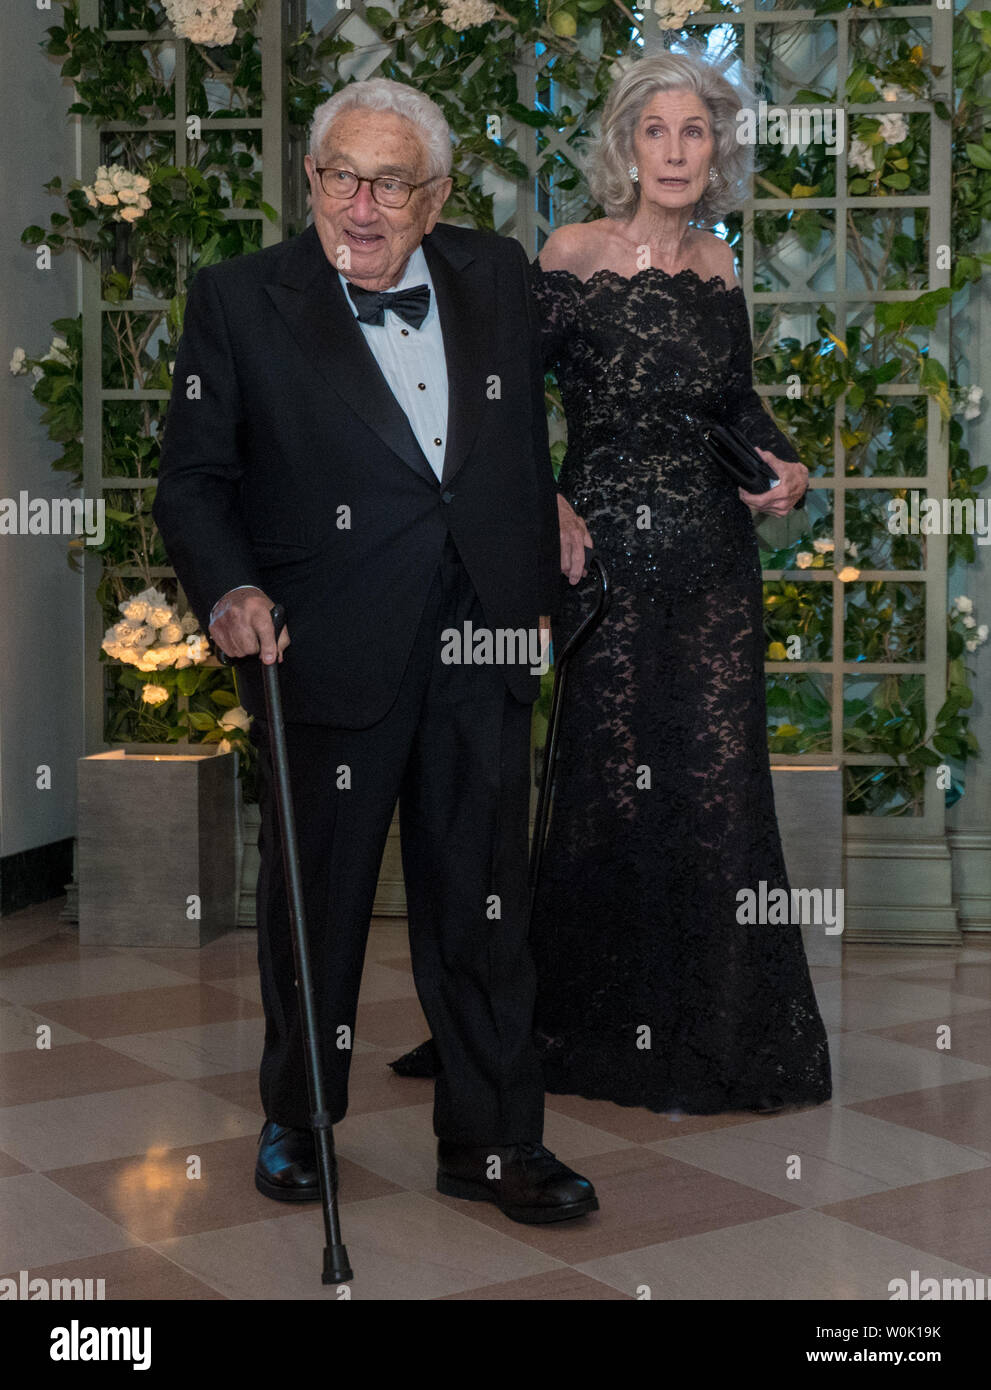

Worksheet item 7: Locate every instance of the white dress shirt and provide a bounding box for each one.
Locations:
[210,243,449,624]
[338,243,448,477]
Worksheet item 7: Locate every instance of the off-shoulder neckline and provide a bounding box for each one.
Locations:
[533,262,745,297]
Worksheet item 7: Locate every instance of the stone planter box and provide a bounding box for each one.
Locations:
[77,746,238,946]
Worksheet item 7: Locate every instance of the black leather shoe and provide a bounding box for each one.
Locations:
[437,1141,598,1224]
[388,1037,442,1078]
[255,1120,333,1202]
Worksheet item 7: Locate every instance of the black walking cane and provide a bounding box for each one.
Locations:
[528,555,611,914]
[389,556,611,1079]
[220,605,352,1285]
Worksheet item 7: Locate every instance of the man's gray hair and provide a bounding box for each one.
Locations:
[587,43,756,228]
[309,78,453,180]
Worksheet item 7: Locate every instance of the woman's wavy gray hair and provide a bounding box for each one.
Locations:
[587,43,756,228]
[309,78,453,180]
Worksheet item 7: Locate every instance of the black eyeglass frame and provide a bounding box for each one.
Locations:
[313,167,446,207]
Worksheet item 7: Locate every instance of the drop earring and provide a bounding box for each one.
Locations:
[708,167,718,184]
[628,164,639,183]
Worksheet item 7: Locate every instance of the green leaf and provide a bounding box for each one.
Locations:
[965,142,991,170]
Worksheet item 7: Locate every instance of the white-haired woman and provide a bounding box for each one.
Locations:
[393,48,831,1116]
[520,47,831,1115]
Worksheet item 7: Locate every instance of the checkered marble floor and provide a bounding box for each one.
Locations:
[2,897,990,1301]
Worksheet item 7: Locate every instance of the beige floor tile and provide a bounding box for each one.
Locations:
[813,976,990,1032]
[543,1091,765,1142]
[870,1009,991,1066]
[647,1105,991,1207]
[0,1079,260,1169]
[353,995,431,1048]
[98,1018,266,1081]
[332,1102,439,1190]
[0,1040,171,1105]
[847,1078,991,1155]
[576,1209,988,1300]
[441,1268,629,1299]
[4,1245,229,1300]
[207,974,263,1003]
[0,1173,140,1271]
[821,1166,991,1271]
[153,1191,563,1300]
[0,1000,89,1053]
[839,947,969,977]
[30,983,263,1040]
[0,955,193,1005]
[364,921,411,962]
[829,1032,991,1106]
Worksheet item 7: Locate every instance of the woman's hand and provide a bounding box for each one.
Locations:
[739,449,809,517]
[557,492,593,584]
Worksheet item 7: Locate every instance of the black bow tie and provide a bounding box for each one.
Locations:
[347,281,431,329]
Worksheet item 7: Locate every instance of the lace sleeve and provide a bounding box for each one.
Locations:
[528,258,582,371]
[721,292,800,463]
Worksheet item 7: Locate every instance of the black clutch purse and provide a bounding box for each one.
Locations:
[701,422,806,509]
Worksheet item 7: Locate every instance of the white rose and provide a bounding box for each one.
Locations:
[795,552,814,569]
[962,615,976,629]
[848,138,875,174]
[217,739,233,755]
[812,538,834,554]
[185,634,211,663]
[219,705,251,732]
[118,206,143,223]
[976,624,988,642]
[180,610,200,634]
[159,621,184,642]
[878,113,908,146]
[141,683,170,706]
[148,604,175,628]
[966,639,978,652]
[954,595,973,614]
[9,347,27,375]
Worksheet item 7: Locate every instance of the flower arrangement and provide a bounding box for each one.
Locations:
[81,164,152,223]
[101,585,209,673]
[162,0,243,47]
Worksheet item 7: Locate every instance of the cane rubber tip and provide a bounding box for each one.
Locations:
[322,1245,353,1284]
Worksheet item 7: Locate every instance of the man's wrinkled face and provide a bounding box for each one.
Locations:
[304,109,452,292]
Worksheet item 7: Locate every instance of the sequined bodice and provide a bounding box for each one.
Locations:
[530,263,798,594]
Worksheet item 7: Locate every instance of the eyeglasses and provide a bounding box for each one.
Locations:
[314,167,443,208]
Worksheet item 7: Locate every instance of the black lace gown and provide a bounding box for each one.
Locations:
[528,262,832,1114]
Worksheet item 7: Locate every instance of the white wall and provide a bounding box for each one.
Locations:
[0,8,83,863]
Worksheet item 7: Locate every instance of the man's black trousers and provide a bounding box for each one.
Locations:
[248,533,545,1144]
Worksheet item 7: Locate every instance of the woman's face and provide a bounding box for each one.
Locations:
[630,87,715,215]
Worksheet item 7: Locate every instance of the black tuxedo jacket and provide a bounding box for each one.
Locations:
[152,221,562,726]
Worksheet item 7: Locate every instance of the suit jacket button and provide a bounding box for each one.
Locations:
[441,490,454,503]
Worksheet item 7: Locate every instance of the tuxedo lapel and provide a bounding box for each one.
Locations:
[422,229,491,488]
[264,223,438,489]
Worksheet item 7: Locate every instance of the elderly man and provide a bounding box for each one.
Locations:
[152,78,597,1225]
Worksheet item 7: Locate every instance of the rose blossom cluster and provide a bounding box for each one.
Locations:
[654,0,705,29]
[101,586,210,673]
[9,336,72,381]
[951,595,989,654]
[162,0,242,46]
[81,165,152,223]
[440,0,496,30]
